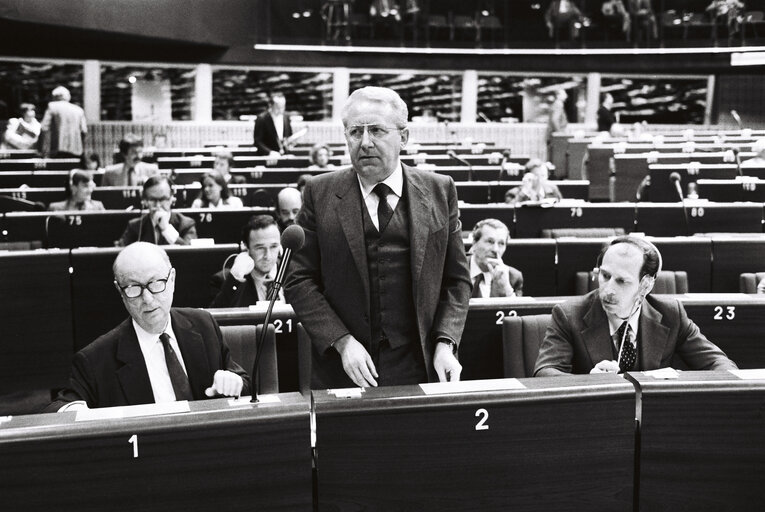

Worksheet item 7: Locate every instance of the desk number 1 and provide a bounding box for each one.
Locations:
[128,434,139,458]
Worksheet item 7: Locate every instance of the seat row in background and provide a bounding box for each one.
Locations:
[3,236,765,408]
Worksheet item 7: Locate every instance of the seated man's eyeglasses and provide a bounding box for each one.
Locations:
[345,124,401,141]
[145,195,172,204]
[117,268,173,298]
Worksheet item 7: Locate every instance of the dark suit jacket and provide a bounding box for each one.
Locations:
[209,269,262,308]
[284,164,472,388]
[534,290,738,375]
[253,111,293,156]
[47,308,251,411]
[118,211,197,246]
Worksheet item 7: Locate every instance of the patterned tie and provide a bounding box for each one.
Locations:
[616,321,637,373]
[159,333,194,400]
[471,274,484,298]
[264,279,276,301]
[373,183,394,233]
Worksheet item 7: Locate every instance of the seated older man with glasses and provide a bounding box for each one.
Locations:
[47,242,250,412]
[118,175,197,246]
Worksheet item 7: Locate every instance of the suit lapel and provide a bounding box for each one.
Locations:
[335,169,370,303]
[581,294,616,367]
[171,309,210,400]
[116,319,156,405]
[403,165,434,291]
[639,299,671,370]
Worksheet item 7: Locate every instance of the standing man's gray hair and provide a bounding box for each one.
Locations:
[341,86,408,129]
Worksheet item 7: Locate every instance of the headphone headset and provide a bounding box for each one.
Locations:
[592,235,662,299]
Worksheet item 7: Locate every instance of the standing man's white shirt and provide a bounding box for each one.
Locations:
[357,161,403,231]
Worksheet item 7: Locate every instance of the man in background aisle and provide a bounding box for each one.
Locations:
[470,219,523,298]
[103,134,160,186]
[39,86,87,159]
[285,86,471,389]
[47,242,250,411]
[118,176,197,246]
[546,88,568,161]
[253,92,293,157]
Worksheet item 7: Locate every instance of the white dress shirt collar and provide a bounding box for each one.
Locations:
[357,160,404,200]
[132,315,188,403]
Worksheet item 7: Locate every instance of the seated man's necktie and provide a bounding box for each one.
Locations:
[159,332,193,400]
[616,321,637,373]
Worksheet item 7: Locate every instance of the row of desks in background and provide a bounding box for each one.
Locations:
[0,180,590,210]
[2,237,764,393]
[133,143,504,159]
[0,207,271,248]
[648,163,765,202]
[0,165,533,189]
[3,372,763,511]
[2,202,764,248]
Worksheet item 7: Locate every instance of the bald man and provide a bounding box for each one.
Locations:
[47,242,250,412]
[276,186,302,232]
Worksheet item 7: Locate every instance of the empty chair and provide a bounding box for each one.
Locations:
[502,314,552,378]
[0,195,46,213]
[575,270,689,295]
[739,272,765,294]
[541,227,626,238]
[220,324,279,394]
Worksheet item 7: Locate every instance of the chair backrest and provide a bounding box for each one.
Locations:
[296,322,312,396]
[575,270,689,295]
[502,314,552,378]
[541,227,626,238]
[740,272,765,294]
[220,324,279,395]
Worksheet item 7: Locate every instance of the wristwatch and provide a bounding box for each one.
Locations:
[437,338,458,356]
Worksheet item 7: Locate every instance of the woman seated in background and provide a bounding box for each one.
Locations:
[2,103,40,150]
[308,143,335,170]
[49,170,105,211]
[80,152,103,172]
[191,171,243,209]
[505,159,563,204]
[213,149,246,184]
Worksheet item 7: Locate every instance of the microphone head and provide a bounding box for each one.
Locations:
[281,224,305,251]
[502,150,512,158]
[447,150,457,158]
[669,172,682,183]
[733,147,740,155]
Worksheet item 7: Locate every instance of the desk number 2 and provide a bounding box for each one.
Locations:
[128,434,139,458]
[475,408,489,431]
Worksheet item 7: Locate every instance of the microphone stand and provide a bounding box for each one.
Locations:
[250,246,292,403]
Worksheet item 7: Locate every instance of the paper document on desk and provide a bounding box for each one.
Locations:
[642,367,680,379]
[730,369,765,380]
[420,378,525,395]
[76,401,190,422]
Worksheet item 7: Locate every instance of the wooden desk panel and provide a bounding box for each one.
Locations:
[0,394,312,512]
[0,249,73,389]
[313,375,635,512]
[710,236,765,292]
[513,203,636,238]
[635,203,763,236]
[627,371,765,511]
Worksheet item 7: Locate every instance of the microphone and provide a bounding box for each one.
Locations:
[670,172,691,235]
[251,224,305,403]
[447,149,473,181]
[731,109,742,129]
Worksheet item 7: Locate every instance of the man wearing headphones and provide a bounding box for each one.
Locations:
[534,236,737,376]
[118,175,197,246]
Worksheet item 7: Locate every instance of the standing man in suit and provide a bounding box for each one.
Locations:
[597,92,617,133]
[546,88,568,161]
[210,214,284,308]
[39,86,87,158]
[470,219,523,298]
[48,242,250,411]
[118,176,197,246]
[253,92,293,157]
[534,236,737,376]
[103,133,159,186]
[285,86,471,389]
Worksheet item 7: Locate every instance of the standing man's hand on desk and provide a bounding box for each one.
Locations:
[434,341,462,382]
[334,334,378,387]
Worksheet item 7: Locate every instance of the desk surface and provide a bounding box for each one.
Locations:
[313,374,635,512]
[0,393,312,512]
[626,371,765,511]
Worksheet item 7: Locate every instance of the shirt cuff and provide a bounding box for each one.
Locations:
[162,224,180,244]
[58,400,88,413]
